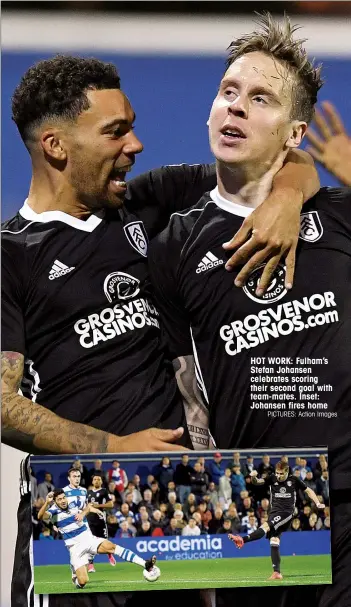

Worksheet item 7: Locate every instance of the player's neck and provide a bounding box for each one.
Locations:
[216,155,285,209]
[27,172,95,220]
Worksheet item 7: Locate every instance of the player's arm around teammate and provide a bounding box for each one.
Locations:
[1,352,188,453]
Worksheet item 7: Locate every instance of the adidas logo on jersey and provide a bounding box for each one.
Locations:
[196,252,224,274]
[49,260,75,280]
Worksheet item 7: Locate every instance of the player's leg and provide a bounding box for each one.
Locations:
[74,564,89,588]
[268,536,283,580]
[98,539,159,578]
[228,521,270,548]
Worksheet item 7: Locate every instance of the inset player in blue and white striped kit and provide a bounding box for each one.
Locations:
[38,489,160,589]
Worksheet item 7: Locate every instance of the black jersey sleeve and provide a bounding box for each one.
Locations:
[148,229,193,360]
[125,164,216,238]
[295,476,308,491]
[1,237,26,355]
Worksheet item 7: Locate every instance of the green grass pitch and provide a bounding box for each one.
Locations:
[34,554,332,594]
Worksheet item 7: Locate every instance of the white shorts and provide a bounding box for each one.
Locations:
[68,533,105,572]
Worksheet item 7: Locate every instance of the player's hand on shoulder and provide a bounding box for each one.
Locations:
[116,427,189,452]
[223,187,302,296]
[250,470,258,477]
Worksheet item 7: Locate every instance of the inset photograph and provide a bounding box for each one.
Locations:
[31,448,331,594]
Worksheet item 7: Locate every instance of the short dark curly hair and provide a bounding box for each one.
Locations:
[12,55,121,145]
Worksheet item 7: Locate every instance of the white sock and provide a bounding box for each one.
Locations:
[114,545,145,568]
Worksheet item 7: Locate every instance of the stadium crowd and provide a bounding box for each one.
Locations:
[32,453,330,541]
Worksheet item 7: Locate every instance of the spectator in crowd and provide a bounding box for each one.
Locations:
[299,458,312,480]
[239,496,254,518]
[135,504,148,524]
[182,517,201,536]
[127,515,137,537]
[89,459,105,485]
[137,521,152,537]
[231,452,242,470]
[202,492,214,513]
[190,462,208,500]
[241,508,257,529]
[151,509,165,533]
[116,520,133,539]
[236,490,249,512]
[32,497,45,540]
[164,517,182,536]
[300,505,312,531]
[242,513,258,534]
[316,469,330,505]
[305,101,351,187]
[257,498,270,519]
[141,474,155,493]
[291,518,302,531]
[207,482,220,510]
[173,510,186,531]
[70,458,90,487]
[37,472,55,500]
[304,471,317,492]
[107,481,121,509]
[323,516,331,530]
[225,504,241,533]
[308,513,319,531]
[208,507,224,534]
[116,502,135,525]
[196,457,211,486]
[241,455,256,478]
[192,511,204,533]
[197,501,212,532]
[166,491,177,519]
[107,460,128,497]
[136,511,150,531]
[154,457,174,501]
[257,455,274,478]
[314,454,328,478]
[208,453,225,486]
[139,488,154,516]
[217,518,233,535]
[39,528,54,541]
[219,468,232,510]
[293,456,302,472]
[106,514,118,538]
[150,480,161,505]
[167,480,177,496]
[131,474,143,504]
[30,467,38,505]
[124,490,138,513]
[174,454,194,504]
[231,465,246,504]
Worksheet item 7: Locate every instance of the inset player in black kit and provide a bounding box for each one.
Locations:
[87,475,116,571]
[229,461,325,579]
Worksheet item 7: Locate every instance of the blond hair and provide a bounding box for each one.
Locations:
[226,12,323,122]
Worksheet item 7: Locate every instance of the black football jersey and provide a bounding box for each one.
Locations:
[265,474,307,514]
[1,164,215,442]
[87,487,111,524]
[149,187,351,489]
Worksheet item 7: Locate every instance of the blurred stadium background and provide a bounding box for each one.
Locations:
[1,2,350,605]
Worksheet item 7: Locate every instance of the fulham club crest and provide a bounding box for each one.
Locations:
[299,211,323,243]
[243,263,287,304]
[124,221,148,257]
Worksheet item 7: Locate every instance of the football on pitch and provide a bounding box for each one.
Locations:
[143,565,161,582]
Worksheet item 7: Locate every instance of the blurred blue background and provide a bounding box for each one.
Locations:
[2,52,351,220]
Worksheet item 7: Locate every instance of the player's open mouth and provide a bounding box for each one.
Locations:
[108,166,132,192]
[220,125,247,145]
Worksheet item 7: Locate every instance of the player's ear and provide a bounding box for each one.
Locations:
[285,121,307,149]
[40,128,68,162]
